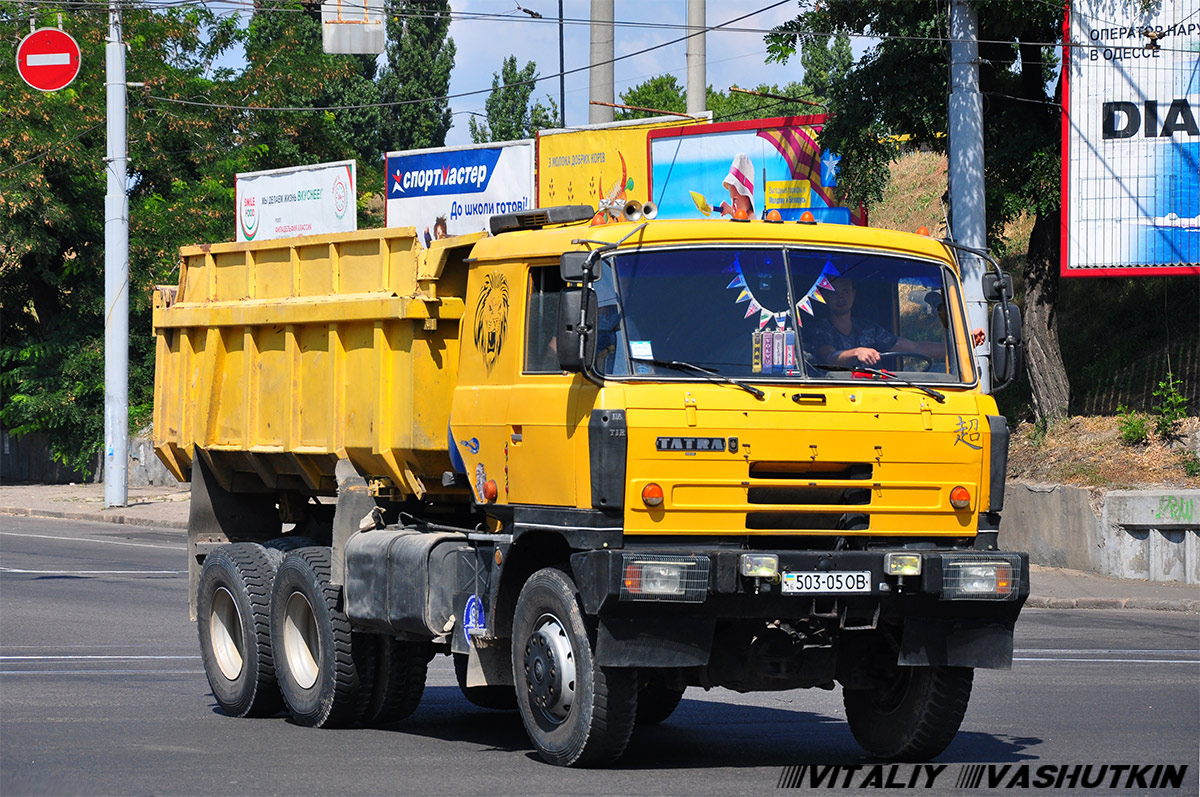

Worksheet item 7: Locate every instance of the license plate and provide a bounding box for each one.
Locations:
[781,571,871,594]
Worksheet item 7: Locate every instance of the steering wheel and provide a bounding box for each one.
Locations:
[876,352,933,372]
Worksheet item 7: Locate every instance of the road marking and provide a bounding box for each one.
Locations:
[0,531,185,551]
[1,655,199,661]
[1016,657,1198,664]
[1016,648,1200,655]
[0,567,184,575]
[0,670,204,676]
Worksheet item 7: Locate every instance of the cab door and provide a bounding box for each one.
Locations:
[505,266,580,507]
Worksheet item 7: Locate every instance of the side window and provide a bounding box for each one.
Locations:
[897,277,947,345]
[524,267,565,373]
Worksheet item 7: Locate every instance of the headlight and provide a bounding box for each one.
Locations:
[940,555,1020,600]
[620,554,709,602]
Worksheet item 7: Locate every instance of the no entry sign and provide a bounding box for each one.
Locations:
[16,28,81,92]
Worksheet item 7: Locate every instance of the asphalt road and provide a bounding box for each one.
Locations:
[2,516,1197,796]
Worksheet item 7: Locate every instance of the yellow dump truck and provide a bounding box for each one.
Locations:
[154,205,1028,767]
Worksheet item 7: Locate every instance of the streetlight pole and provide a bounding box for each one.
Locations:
[559,0,565,127]
[104,2,129,507]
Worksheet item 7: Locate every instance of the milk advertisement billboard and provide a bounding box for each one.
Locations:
[385,141,534,246]
[1063,0,1200,276]
[236,160,356,242]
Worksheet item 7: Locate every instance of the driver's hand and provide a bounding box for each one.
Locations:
[850,347,881,366]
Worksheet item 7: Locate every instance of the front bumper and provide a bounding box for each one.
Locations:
[571,547,1029,618]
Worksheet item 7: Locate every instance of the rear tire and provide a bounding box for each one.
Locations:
[270,547,376,728]
[635,673,685,725]
[196,543,283,718]
[363,638,430,725]
[512,568,637,767]
[843,665,973,760]
[454,653,517,710]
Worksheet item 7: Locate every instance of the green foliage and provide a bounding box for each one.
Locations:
[379,0,455,150]
[615,77,818,124]
[616,75,686,119]
[2,0,426,477]
[1116,405,1150,446]
[1152,373,1188,438]
[1029,418,1049,449]
[800,34,853,102]
[1181,452,1200,479]
[468,56,557,143]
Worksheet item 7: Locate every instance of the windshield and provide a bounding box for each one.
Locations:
[597,246,965,383]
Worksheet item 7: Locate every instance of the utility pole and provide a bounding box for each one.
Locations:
[948,0,990,390]
[686,0,705,115]
[559,0,566,127]
[104,2,129,507]
[589,0,613,124]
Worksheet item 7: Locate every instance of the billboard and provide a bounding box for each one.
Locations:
[1063,0,1200,276]
[536,116,705,216]
[647,116,863,224]
[236,160,356,242]
[385,141,534,246]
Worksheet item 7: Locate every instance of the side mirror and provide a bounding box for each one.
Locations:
[982,271,1014,303]
[990,302,1023,388]
[556,286,598,372]
[560,252,594,283]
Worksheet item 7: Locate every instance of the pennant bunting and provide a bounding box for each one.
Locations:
[759,310,772,329]
[811,289,826,304]
[818,275,835,292]
[736,288,751,304]
[798,297,814,316]
[727,274,747,290]
[745,300,761,319]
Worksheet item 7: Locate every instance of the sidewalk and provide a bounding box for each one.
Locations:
[1,483,1196,613]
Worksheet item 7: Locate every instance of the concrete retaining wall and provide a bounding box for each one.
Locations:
[1000,484,1199,584]
[1,430,179,489]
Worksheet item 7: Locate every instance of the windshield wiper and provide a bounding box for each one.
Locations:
[812,363,946,403]
[638,359,766,400]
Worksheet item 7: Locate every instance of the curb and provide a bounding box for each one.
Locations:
[1,506,188,531]
[1024,595,1199,614]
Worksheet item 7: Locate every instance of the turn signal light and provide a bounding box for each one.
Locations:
[482,480,498,502]
[949,485,971,510]
[641,483,664,507]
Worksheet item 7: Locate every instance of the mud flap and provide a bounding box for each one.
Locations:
[898,619,1015,669]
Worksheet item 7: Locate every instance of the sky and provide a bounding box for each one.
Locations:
[435,0,809,147]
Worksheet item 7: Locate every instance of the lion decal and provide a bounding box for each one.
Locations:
[473,272,509,374]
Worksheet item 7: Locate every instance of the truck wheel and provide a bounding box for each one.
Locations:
[843,665,973,761]
[263,535,317,568]
[270,547,376,728]
[454,653,517,710]
[512,568,637,767]
[196,543,283,718]
[635,674,685,725]
[363,638,429,725]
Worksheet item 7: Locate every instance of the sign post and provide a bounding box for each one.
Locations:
[16,27,81,92]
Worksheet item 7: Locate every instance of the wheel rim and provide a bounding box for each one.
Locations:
[209,586,245,681]
[522,612,576,724]
[283,591,321,690]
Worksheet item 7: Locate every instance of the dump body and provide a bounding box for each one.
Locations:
[153,227,479,499]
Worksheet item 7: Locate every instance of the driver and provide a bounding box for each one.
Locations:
[809,277,944,367]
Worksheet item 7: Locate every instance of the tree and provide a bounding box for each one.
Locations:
[1,2,246,475]
[800,34,853,103]
[378,0,455,151]
[615,76,817,123]
[767,2,1070,420]
[468,56,558,143]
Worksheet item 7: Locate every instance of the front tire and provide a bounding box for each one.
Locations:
[270,547,376,728]
[635,673,685,725]
[512,568,637,767]
[843,665,974,760]
[196,543,283,718]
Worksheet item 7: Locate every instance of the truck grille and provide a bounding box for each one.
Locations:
[745,461,873,532]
